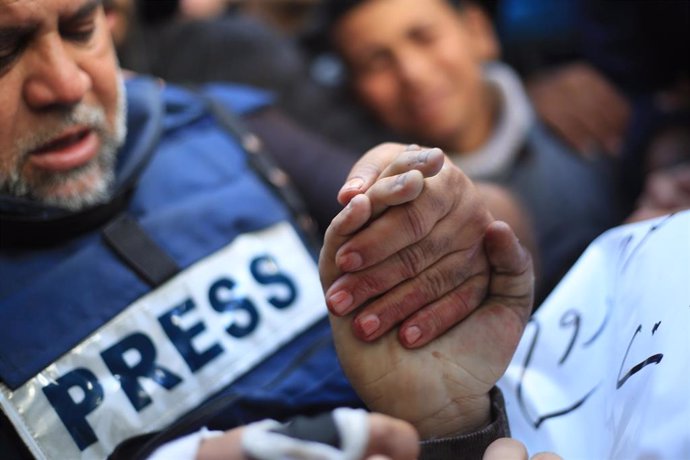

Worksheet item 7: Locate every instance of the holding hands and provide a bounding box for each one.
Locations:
[320,143,495,349]
[192,143,538,460]
[320,143,534,440]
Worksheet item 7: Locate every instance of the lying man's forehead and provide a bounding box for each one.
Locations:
[0,0,102,20]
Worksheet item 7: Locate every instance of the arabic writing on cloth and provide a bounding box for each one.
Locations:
[499,210,690,459]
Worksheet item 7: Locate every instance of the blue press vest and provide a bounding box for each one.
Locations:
[0,78,359,459]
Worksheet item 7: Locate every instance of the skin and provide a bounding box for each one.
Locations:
[0,0,123,209]
[0,0,503,351]
[197,413,419,460]
[194,145,536,458]
[103,0,133,47]
[483,438,562,460]
[333,0,499,153]
[321,143,494,348]
[326,213,533,439]
[0,2,535,455]
[526,62,631,157]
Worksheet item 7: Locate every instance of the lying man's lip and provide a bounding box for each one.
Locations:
[28,127,100,172]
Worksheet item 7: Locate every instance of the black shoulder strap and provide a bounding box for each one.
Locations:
[204,97,322,252]
[102,214,181,287]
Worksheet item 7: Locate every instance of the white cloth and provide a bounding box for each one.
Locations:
[146,407,370,460]
[147,427,223,460]
[499,210,690,459]
[242,408,370,460]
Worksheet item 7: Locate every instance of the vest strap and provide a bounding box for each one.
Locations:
[102,214,180,287]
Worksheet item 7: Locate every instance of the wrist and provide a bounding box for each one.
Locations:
[415,393,491,441]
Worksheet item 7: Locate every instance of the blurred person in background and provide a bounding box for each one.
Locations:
[0,0,539,458]
[324,0,624,302]
[111,0,392,152]
[492,0,690,219]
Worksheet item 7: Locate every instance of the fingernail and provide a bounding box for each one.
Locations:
[403,326,422,345]
[358,314,380,337]
[405,144,421,151]
[341,178,364,193]
[338,252,362,271]
[328,290,353,315]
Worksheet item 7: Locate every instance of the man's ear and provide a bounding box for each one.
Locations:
[459,3,501,62]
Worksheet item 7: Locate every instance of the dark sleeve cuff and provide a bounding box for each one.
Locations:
[419,387,510,460]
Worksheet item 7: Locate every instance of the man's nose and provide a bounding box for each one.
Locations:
[23,37,91,109]
[395,48,434,87]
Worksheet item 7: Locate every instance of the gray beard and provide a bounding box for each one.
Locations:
[0,75,128,211]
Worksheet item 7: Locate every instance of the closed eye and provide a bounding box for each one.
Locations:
[59,0,100,44]
[0,28,32,75]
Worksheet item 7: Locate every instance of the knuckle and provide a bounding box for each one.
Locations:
[414,307,447,336]
[374,296,410,325]
[375,287,429,325]
[351,270,390,299]
[402,203,430,241]
[396,244,427,278]
[400,288,431,311]
[446,283,481,318]
[419,264,453,300]
[354,160,383,181]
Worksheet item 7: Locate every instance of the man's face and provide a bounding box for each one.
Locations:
[334,0,493,150]
[0,0,125,210]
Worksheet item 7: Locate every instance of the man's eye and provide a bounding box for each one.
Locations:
[411,28,439,46]
[0,42,25,73]
[61,23,96,43]
[359,53,392,75]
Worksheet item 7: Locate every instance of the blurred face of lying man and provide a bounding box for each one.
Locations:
[0,0,126,211]
[332,0,498,152]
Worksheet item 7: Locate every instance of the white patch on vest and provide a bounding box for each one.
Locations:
[0,222,327,460]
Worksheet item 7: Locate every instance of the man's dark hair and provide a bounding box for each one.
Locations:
[319,0,497,32]
[136,0,179,25]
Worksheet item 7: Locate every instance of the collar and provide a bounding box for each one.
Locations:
[450,62,535,180]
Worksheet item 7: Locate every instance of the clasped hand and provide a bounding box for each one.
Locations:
[319,143,534,440]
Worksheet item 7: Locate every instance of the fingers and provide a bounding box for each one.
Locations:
[393,266,487,348]
[328,241,488,347]
[527,62,630,157]
[367,169,425,219]
[575,65,630,152]
[483,438,563,460]
[334,161,476,273]
[320,170,426,290]
[337,143,444,205]
[377,146,444,182]
[531,453,564,460]
[320,194,373,290]
[483,438,528,460]
[322,143,446,291]
[195,427,246,460]
[326,162,494,346]
[363,413,419,460]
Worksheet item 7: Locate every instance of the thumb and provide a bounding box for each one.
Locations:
[484,220,535,318]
